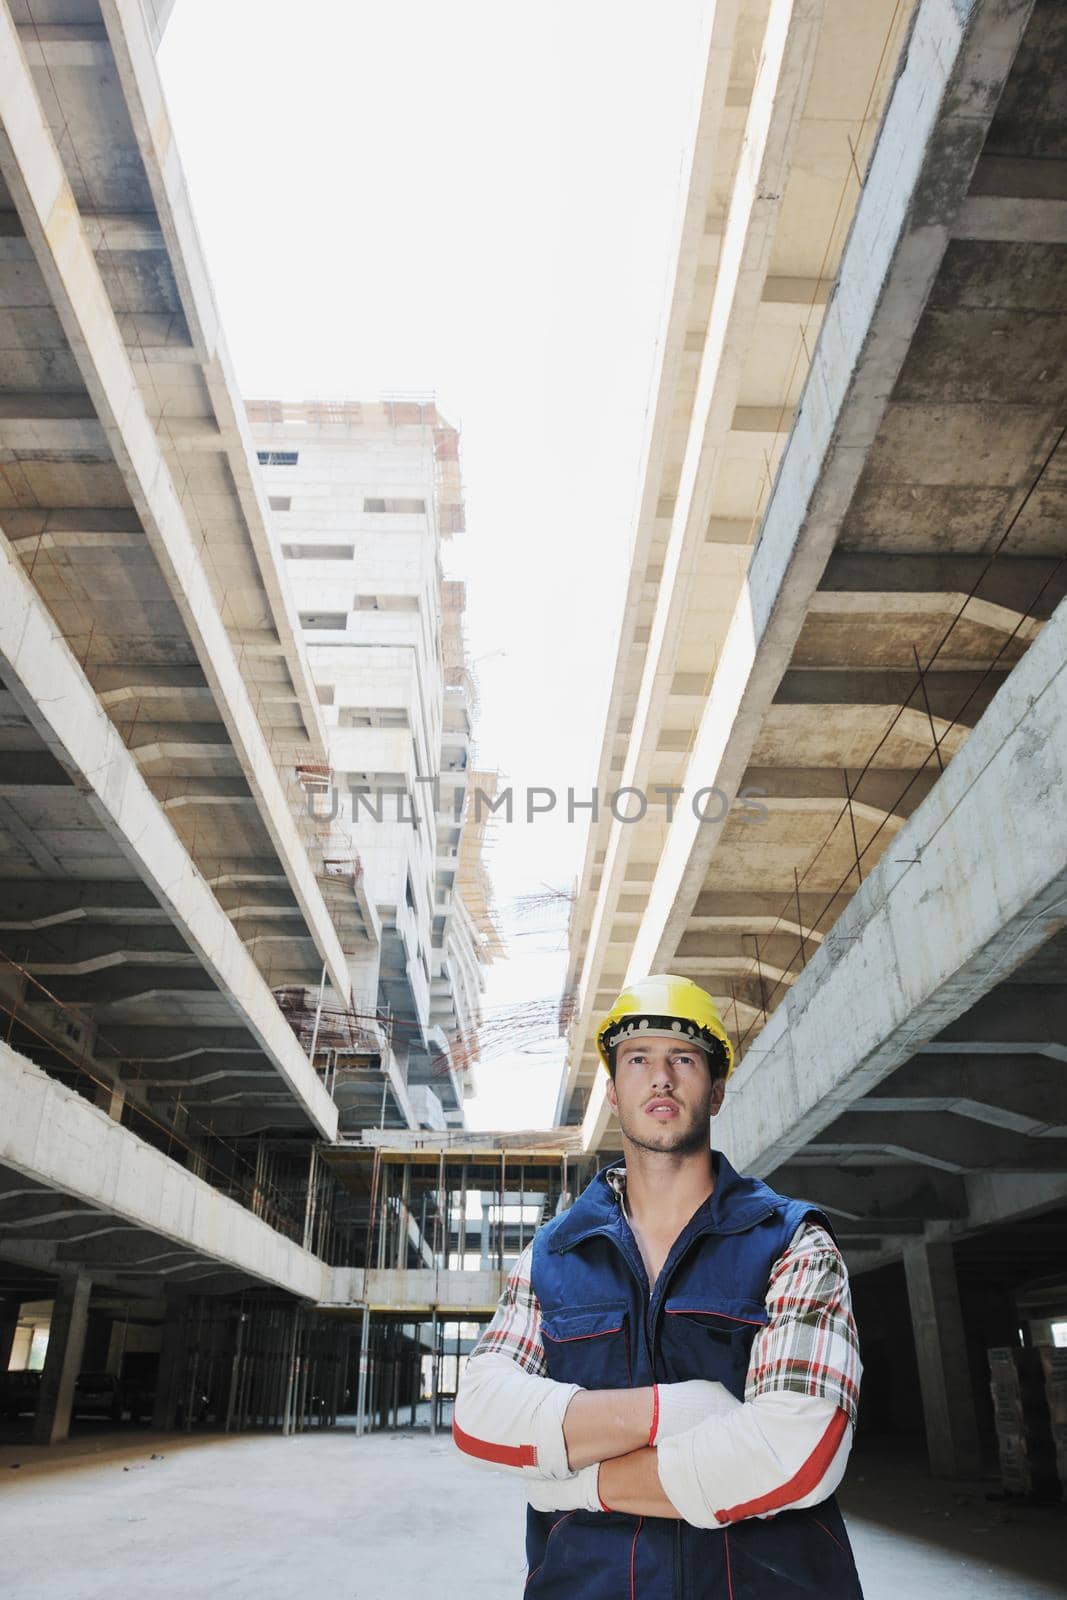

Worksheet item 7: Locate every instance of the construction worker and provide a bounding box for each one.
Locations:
[453,974,864,1598]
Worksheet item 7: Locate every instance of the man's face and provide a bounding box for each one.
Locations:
[605,1035,725,1156]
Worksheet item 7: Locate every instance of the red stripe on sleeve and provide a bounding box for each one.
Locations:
[451,1416,538,1469]
[648,1384,660,1446]
[714,1407,849,1525]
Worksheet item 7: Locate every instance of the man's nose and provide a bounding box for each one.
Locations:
[650,1059,676,1089]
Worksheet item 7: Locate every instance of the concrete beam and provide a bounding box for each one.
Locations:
[627,0,1033,978]
[96,0,327,757]
[15,924,197,968]
[53,1233,197,1267]
[809,1112,1067,1174]
[769,1163,968,1222]
[953,194,1067,243]
[706,517,755,544]
[691,581,1067,1175]
[961,1169,1067,1233]
[0,1200,103,1231]
[743,765,938,819]
[0,1037,327,1298]
[113,1035,263,1068]
[691,888,852,926]
[763,277,832,306]
[567,0,829,1118]
[0,796,64,873]
[729,404,796,445]
[0,749,70,789]
[924,985,1067,1059]
[774,666,1007,722]
[0,5,349,1003]
[17,24,110,64]
[0,413,109,456]
[1,507,141,541]
[133,1065,271,1089]
[675,928,812,972]
[183,1109,316,1137]
[818,552,1066,617]
[80,213,166,251]
[856,1055,1067,1135]
[0,538,335,1133]
[578,0,1040,1150]
[322,1266,507,1317]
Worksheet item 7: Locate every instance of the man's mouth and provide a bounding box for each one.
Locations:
[645,1099,680,1120]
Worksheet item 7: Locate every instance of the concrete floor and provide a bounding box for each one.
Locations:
[0,1429,1064,1599]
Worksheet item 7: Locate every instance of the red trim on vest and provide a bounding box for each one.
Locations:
[665,1308,765,1326]
[813,1516,847,1555]
[543,1324,622,1343]
[524,1512,576,1593]
[629,1515,644,1597]
[714,1407,849,1524]
[452,1415,537,1469]
[648,1384,660,1446]
[724,1530,734,1600]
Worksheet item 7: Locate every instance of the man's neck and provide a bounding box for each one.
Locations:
[620,1142,716,1247]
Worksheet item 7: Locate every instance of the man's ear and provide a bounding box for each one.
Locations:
[708,1076,727,1118]
[605,1073,618,1114]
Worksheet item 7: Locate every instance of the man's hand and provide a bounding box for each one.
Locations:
[563,1378,740,1470]
[526,1463,604,1514]
[552,1389,742,1522]
[653,1379,741,1443]
[600,1448,682,1519]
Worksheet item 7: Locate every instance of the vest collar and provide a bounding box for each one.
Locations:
[548,1149,779,1254]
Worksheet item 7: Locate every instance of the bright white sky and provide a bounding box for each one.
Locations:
[158,0,710,1129]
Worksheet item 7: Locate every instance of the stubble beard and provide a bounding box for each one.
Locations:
[619,1099,713,1158]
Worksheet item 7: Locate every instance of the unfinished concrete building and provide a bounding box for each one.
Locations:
[4,2,1067,1564]
[0,0,502,1447]
[562,0,1067,1484]
[246,400,500,1133]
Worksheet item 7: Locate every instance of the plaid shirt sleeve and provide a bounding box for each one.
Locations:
[745,1222,862,1423]
[467,1242,548,1377]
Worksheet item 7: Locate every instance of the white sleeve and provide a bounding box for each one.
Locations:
[656,1391,853,1528]
[453,1354,579,1481]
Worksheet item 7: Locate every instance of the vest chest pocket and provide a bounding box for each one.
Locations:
[540,1303,631,1389]
[659,1294,769,1385]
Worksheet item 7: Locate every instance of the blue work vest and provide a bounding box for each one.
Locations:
[525,1152,864,1599]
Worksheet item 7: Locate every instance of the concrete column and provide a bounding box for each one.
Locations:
[903,1240,982,1478]
[281,1310,300,1437]
[32,1271,92,1445]
[151,1297,186,1431]
[429,1308,440,1438]
[93,1078,126,1121]
[0,1296,20,1372]
[356,1304,370,1436]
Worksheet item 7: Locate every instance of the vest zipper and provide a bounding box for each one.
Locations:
[646,1208,774,1600]
[585,1195,778,1600]
[673,1521,683,1600]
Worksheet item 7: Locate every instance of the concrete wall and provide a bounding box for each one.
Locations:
[0,1038,329,1301]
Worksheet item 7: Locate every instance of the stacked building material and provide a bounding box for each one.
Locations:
[1037,1345,1067,1494]
[988,1347,1059,1498]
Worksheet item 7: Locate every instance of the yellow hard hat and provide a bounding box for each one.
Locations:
[595,974,735,1079]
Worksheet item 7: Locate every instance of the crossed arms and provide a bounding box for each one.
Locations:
[453,1224,861,1527]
